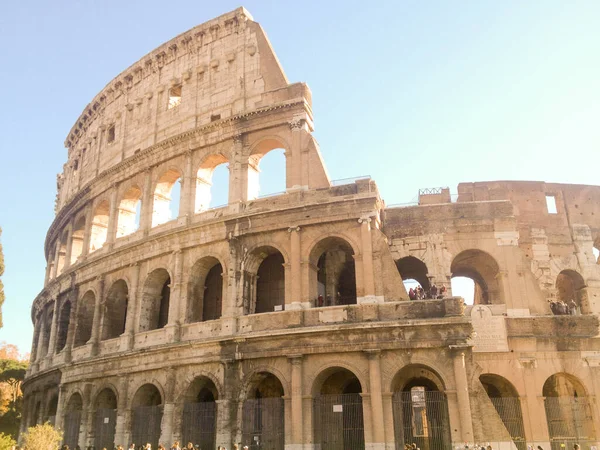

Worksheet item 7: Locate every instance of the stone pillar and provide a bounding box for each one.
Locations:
[54,385,67,431]
[358,218,379,303]
[46,301,60,357]
[381,392,395,450]
[451,347,474,444]
[121,263,140,351]
[80,384,93,449]
[286,226,304,310]
[166,250,183,342]
[64,285,79,363]
[288,355,303,449]
[35,314,47,363]
[520,358,550,447]
[180,151,194,221]
[52,241,61,279]
[106,185,119,247]
[115,376,129,447]
[228,134,248,203]
[140,169,153,235]
[159,369,177,446]
[365,350,385,449]
[30,318,41,364]
[288,119,304,189]
[64,225,74,271]
[81,204,94,258]
[89,276,105,356]
[216,360,236,448]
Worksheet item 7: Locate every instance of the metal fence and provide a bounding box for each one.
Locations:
[241,397,285,450]
[488,397,526,450]
[313,393,365,450]
[63,410,81,449]
[131,405,163,450]
[94,408,117,450]
[392,391,451,450]
[181,402,216,450]
[544,397,596,450]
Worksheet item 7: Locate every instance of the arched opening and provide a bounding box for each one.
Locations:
[116,186,142,238]
[555,270,586,314]
[63,393,83,449]
[56,231,68,275]
[242,372,285,450]
[451,277,475,305]
[55,300,71,353]
[247,139,287,200]
[139,269,171,332]
[310,237,357,307]
[480,374,526,450]
[93,388,117,450]
[74,291,95,347]
[101,280,128,340]
[152,169,182,227]
[313,367,365,450]
[195,154,229,212]
[244,247,285,314]
[131,384,163,450]
[593,243,599,264]
[31,400,41,426]
[391,365,451,450]
[451,249,501,305]
[187,257,224,323]
[89,200,110,253]
[396,256,431,300]
[543,373,596,450]
[44,393,58,425]
[70,216,86,264]
[181,377,218,450]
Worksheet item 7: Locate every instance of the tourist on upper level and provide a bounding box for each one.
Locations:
[408,288,416,300]
[568,298,578,315]
[430,284,438,298]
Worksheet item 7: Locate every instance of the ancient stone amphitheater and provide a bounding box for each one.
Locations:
[22,7,600,450]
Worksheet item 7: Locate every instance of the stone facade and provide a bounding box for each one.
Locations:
[22,8,600,450]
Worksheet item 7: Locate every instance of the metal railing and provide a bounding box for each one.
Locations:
[545,397,596,450]
[489,397,526,450]
[131,405,163,450]
[331,175,371,186]
[241,397,285,450]
[182,402,216,450]
[313,393,365,450]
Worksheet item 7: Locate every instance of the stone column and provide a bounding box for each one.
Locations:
[115,376,129,446]
[140,169,153,235]
[451,347,474,443]
[46,301,60,357]
[64,285,79,363]
[64,225,74,271]
[89,276,105,356]
[288,119,304,189]
[159,369,177,446]
[228,134,248,203]
[54,385,67,431]
[166,250,183,343]
[106,185,119,247]
[358,218,378,303]
[520,358,550,446]
[30,318,40,364]
[121,263,140,351]
[35,314,47,363]
[365,350,385,449]
[287,227,304,310]
[81,204,94,258]
[381,392,395,450]
[179,151,194,221]
[80,384,93,449]
[288,355,303,448]
[52,241,61,279]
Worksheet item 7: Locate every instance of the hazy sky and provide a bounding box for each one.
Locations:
[1,0,599,354]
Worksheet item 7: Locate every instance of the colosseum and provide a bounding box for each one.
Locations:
[21,7,600,450]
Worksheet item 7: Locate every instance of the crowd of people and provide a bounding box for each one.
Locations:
[549,298,579,315]
[407,283,446,301]
[59,442,251,450]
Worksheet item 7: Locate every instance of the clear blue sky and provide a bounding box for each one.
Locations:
[1,0,599,355]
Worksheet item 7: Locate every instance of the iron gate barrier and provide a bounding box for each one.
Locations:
[241,397,284,450]
[132,405,163,449]
[181,402,216,449]
[63,410,81,449]
[313,393,365,450]
[94,408,117,450]
[488,397,526,450]
[392,391,451,450]
[545,397,596,450]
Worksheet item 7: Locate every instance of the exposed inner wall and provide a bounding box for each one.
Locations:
[56,7,293,213]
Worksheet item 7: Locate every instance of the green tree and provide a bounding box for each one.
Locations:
[0,227,4,328]
[0,343,28,439]
[0,432,16,450]
[0,359,27,405]
[21,423,63,450]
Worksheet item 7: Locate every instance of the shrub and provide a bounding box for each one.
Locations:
[21,424,62,450]
[0,432,16,450]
